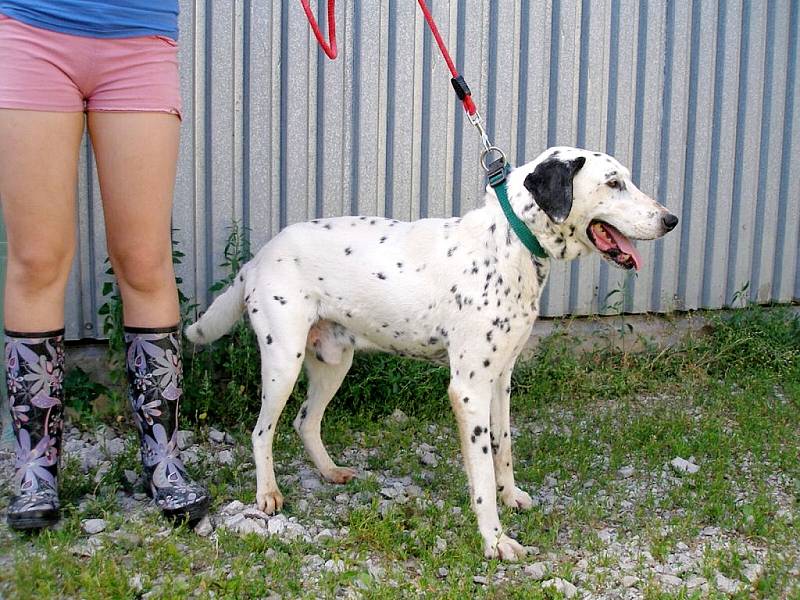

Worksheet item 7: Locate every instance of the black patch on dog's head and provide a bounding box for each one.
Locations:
[523,156,586,223]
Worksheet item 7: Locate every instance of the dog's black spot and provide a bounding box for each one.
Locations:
[315,351,325,363]
[469,371,475,379]
[300,406,307,420]
[258,429,263,436]
[560,246,567,259]
[463,396,469,403]
[239,274,243,282]
[346,311,352,318]
[396,262,403,268]
[345,247,352,255]
[268,423,272,430]
[504,432,508,438]
[296,352,302,358]
[376,272,387,280]
[360,216,367,220]
[593,152,601,157]
[379,236,387,243]
[482,446,488,454]
[272,295,287,305]
[484,427,488,434]
[196,327,204,338]
[477,497,482,504]
[323,223,332,230]
[483,359,491,367]
[447,246,458,257]
[251,307,259,314]
[318,276,324,281]
[471,435,476,443]
[473,426,482,437]
[551,149,560,156]
[489,223,496,234]
[428,337,438,345]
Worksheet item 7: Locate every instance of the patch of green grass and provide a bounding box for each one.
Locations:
[2,306,798,598]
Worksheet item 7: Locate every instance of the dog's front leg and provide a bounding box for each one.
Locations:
[448,378,527,561]
[491,367,534,510]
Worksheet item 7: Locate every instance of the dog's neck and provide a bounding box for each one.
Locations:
[480,188,588,262]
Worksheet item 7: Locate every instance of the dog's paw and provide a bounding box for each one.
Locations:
[501,486,534,510]
[484,534,527,562]
[256,489,284,514]
[322,466,357,484]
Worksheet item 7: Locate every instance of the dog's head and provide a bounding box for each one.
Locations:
[508,146,677,270]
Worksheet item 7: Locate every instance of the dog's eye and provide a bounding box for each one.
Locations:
[606,180,620,190]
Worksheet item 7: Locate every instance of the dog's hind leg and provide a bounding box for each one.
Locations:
[491,366,533,510]
[294,344,355,484]
[247,293,313,514]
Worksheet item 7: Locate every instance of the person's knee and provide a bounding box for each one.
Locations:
[111,247,175,295]
[7,245,73,294]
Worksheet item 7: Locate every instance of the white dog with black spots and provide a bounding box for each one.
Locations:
[186,146,678,560]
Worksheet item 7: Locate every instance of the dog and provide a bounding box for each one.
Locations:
[186,146,678,560]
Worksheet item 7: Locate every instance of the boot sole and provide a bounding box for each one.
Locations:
[7,509,60,531]
[162,496,211,525]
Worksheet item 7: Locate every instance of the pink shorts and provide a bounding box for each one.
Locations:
[0,13,181,118]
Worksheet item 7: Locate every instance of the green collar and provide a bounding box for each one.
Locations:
[488,163,548,259]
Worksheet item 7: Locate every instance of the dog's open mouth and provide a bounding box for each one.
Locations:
[587,221,642,270]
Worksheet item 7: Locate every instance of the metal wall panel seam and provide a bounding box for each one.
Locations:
[773,0,800,301]
[750,0,786,303]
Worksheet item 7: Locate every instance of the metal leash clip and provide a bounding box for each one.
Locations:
[469,110,507,173]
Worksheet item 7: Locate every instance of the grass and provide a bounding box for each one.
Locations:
[0,305,798,599]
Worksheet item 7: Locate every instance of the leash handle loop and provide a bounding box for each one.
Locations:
[300,0,338,60]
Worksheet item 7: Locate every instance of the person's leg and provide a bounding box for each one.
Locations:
[87,111,209,521]
[0,110,83,331]
[0,109,84,529]
[87,111,179,327]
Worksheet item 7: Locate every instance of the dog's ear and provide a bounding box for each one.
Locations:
[523,156,586,223]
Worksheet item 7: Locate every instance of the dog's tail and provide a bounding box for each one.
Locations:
[185,269,248,345]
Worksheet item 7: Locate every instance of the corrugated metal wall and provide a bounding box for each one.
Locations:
[64,0,800,340]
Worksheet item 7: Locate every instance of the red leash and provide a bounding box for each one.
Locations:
[415,0,476,116]
[300,0,337,60]
[301,0,499,168]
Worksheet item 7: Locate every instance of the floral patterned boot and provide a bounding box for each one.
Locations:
[5,329,65,530]
[125,325,210,522]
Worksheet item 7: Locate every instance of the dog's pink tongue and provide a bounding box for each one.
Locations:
[604,224,643,271]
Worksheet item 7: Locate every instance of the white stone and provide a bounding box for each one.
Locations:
[180,449,199,465]
[420,452,438,467]
[301,478,322,491]
[82,518,107,535]
[715,573,742,594]
[542,578,577,598]
[621,575,639,588]
[177,430,195,450]
[217,449,234,465]
[743,563,764,583]
[223,500,245,514]
[389,409,408,424]
[472,575,488,585]
[523,562,548,580]
[658,574,683,588]
[208,428,226,444]
[670,457,700,474]
[194,516,213,537]
[267,515,287,536]
[124,469,139,485]
[617,466,635,478]
[686,576,708,590]
[324,559,345,574]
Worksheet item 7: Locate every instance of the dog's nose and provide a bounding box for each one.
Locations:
[662,213,679,231]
